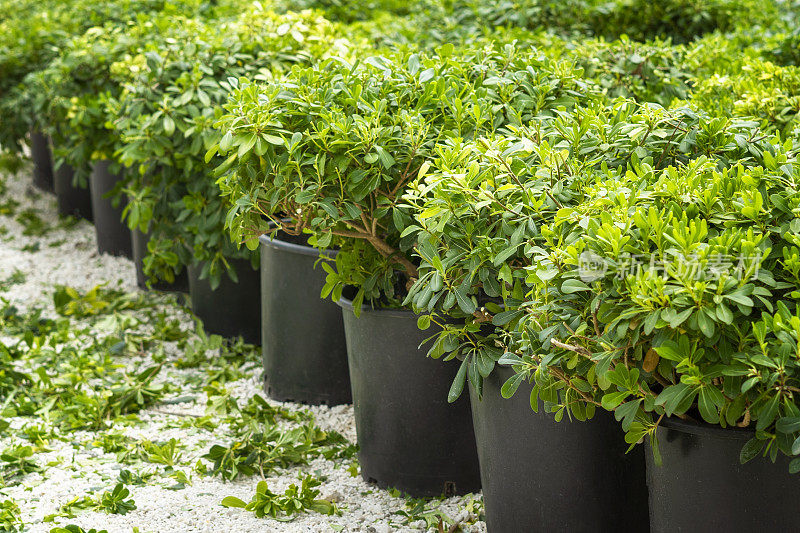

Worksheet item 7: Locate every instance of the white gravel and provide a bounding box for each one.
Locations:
[0,166,486,533]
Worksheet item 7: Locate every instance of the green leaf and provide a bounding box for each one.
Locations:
[448,357,469,403]
[776,417,800,434]
[221,496,247,508]
[698,387,720,424]
[561,279,590,294]
[416,315,431,330]
[756,394,780,432]
[454,287,476,315]
[501,372,525,399]
[602,391,630,410]
[263,134,284,146]
[739,437,763,464]
[163,115,175,136]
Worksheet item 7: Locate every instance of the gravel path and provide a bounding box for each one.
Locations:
[0,167,485,533]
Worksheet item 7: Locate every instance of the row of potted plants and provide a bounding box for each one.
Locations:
[3,0,800,530]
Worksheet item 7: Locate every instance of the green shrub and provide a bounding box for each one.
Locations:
[498,146,800,468]
[0,0,212,153]
[692,58,800,136]
[449,0,774,44]
[283,0,421,23]
[214,42,600,310]
[111,8,350,286]
[568,36,691,107]
[23,15,187,187]
[403,100,785,397]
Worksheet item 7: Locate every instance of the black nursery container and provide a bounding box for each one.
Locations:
[30,129,54,192]
[54,161,93,220]
[89,160,132,257]
[259,233,350,405]
[188,258,261,343]
[646,418,800,532]
[338,297,481,497]
[470,366,650,533]
[131,229,189,292]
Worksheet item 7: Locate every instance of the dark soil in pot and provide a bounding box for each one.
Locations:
[470,366,649,533]
[259,232,350,405]
[131,229,188,292]
[89,160,131,257]
[646,417,800,532]
[188,258,260,344]
[338,296,481,497]
[54,161,93,221]
[30,129,54,192]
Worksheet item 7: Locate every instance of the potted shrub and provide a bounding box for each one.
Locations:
[214,41,597,495]
[402,100,784,530]
[0,0,205,183]
[111,8,346,340]
[19,2,216,241]
[503,144,800,532]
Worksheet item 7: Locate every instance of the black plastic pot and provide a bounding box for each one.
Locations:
[90,160,132,257]
[646,418,800,532]
[259,233,350,405]
[470,366,649,533]
[131,229,189,292]
[188,259,261,343]
[338,297,481,497]
[54,161,93,221]
[30,129,54,192]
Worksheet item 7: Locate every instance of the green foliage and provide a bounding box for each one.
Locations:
[215,42,599,310]
[112,8,351,287]
[221,474,338,520]
[404,100,784,398]
[96,483,137,515]
[0,0,212,152]
[0,500,22,533]
[692,58,800,136]
[50,526,109,533]
[499,151,800,463]
[202,393,355,480]
[53,285,148,317]
[570,36,691,107]
[449,0,776,44]
[0,446,40,485]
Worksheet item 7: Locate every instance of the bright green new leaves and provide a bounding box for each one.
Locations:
[692,57,800,136]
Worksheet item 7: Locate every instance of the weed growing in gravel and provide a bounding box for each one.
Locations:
[96,483,136,515]
[0,446,40,486]
[0,499,22,532]
[49,526,109,533]
[221,474,339,520]
[14,209,47,236]
[0,270,25,292]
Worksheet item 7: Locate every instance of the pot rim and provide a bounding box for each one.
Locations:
[336,294,416,319]
[660,416,756,441]
[258,232,337,258]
